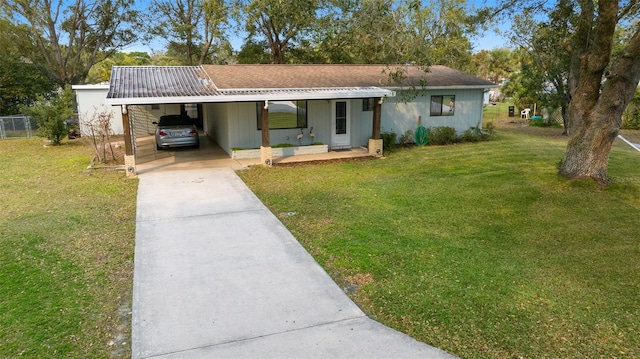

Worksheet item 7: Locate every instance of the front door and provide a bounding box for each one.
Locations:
[331,100,350,149]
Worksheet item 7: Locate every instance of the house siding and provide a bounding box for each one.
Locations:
[381,89,484,139]
[205,100,336,155]
[204,103,231,153]
[203,88,485,155]
[73,85,124,134]
[351,99,375,147]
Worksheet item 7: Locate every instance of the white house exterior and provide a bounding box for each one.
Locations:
[102,64,496,171]
[72,84,124,134]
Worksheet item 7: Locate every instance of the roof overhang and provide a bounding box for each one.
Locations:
[387,84,499,91]
[72,84,110,90]
[105,86,396,106]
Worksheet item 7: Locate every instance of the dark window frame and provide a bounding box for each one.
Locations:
[430,95,455,116]
[256,100,308,130]
[362,98,375,111]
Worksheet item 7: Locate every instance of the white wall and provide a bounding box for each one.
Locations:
[205,100,335,155]
[382,89,485,139]
[203,88,487,153]
[73,85,124,134]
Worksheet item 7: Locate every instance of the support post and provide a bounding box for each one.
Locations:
[369,97,383,156]
[122,105,133,156]
[372,97,381,140]
[260,101,272,166]
[261,101,270,147]
[121,105,136,177]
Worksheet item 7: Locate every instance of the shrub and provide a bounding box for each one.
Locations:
[21,86,74,145]
[399,130,414,146]
[484,122,496,136]
[529,118,546,127]
[460,129,480,143]
[380,131,397,151]
[428,126,458,145]
[622,107,640,130]
[529,117,562,128]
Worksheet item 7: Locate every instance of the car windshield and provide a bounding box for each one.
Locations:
[158,116,192,126]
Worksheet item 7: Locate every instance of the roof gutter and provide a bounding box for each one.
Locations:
[385,84,498,91]
[105,87,396,106]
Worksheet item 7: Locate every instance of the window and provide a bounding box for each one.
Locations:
[257,100,308,130]
[335,101,347,134]
[362,98,375,111]
[181,103,202,127]
[430,95,455,116]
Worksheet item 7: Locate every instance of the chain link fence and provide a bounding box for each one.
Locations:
[0,115,38,139]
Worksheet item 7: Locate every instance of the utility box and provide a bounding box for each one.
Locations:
[508,106,515,117]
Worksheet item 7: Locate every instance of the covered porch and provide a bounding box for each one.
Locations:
[133,133,373,174]
[105,66,394,176]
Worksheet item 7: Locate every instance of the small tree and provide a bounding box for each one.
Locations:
[80,109,118,164]
[21,87,74,145]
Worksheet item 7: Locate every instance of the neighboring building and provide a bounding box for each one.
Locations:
[102,64,496,171]
[72,84,124,135]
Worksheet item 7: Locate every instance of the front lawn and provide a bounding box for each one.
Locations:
[0,138,137,358]
[238,126,640,358]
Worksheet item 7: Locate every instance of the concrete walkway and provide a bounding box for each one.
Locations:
[133,167,457,358]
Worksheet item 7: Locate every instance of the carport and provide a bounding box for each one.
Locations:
[105,66,394,176]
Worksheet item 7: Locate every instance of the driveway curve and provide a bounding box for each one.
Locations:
[133,167,457,358]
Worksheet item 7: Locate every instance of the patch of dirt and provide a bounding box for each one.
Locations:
[342,273,375,294]
[86,140,126,167]
[492,119,569,139]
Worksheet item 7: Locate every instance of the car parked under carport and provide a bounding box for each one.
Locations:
[153,114,200,150]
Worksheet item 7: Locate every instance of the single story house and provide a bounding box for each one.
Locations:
[102,64,496,173]
[72,84,124,134]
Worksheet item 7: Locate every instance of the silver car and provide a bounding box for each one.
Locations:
[153,114,200,150]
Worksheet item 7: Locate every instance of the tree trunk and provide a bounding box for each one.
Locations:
[559,111,618,184]
[558,0,640,183]
[560,51,640,183]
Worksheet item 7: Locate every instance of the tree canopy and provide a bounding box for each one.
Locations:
[148,0,230,65]
[233,0,321,64]
[1,0,142,86]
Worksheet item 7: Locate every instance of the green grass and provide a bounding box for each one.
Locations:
[238,126,640,358]
[483,101,516,123]
[0,138,137,358]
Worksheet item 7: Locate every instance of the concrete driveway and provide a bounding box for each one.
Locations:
[133,166,457,358]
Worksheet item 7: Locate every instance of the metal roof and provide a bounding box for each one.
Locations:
[106,66,219,103]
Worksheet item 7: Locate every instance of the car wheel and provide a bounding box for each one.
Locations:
[156,143,162,150]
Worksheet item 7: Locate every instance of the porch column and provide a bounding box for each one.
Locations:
[121,105,137,177]
[372,97,382,140]
[369,97,384,156]
[260,101,272,166]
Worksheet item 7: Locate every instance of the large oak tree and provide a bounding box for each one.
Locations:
[560,0,640,183]
[1,0,141,86]
[487,0,640,183]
